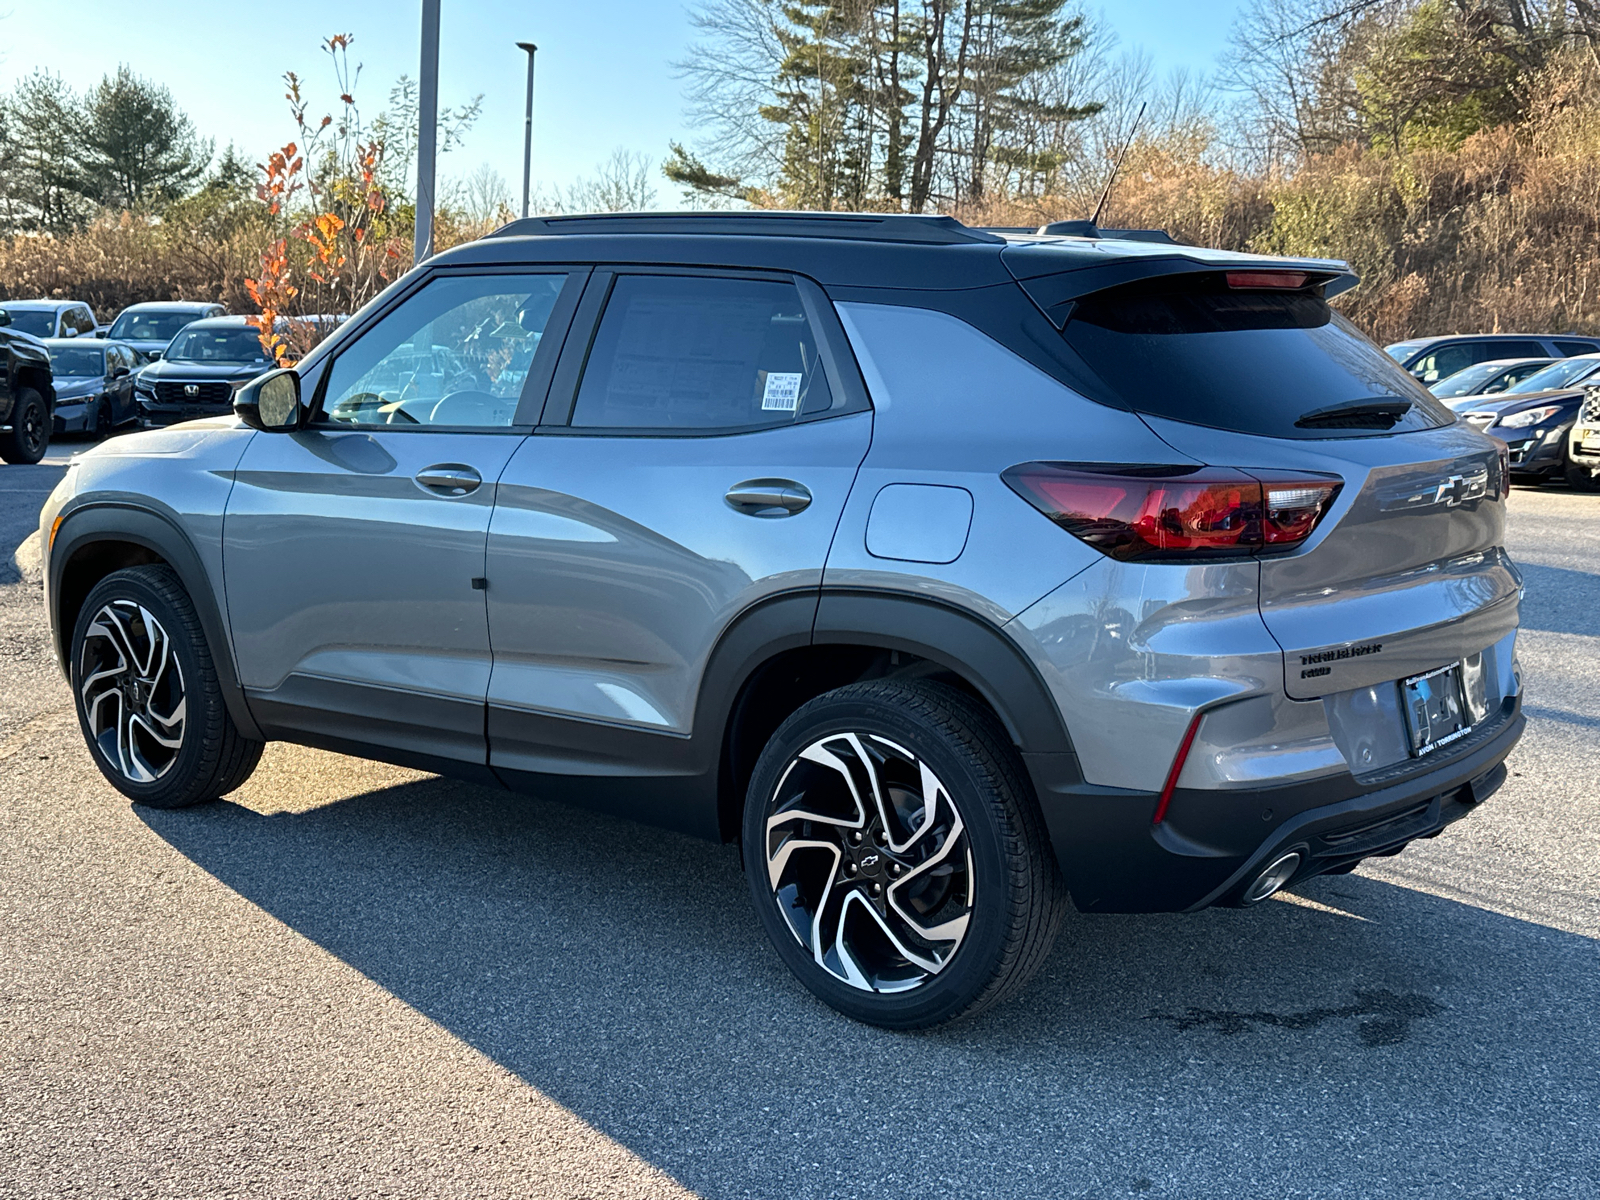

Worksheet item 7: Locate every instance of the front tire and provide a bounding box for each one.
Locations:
[87,397,111,440]
[742,681,1064,1028]
[70,565,263,808]
[1,388,48,464]
[1562,443,1600,492]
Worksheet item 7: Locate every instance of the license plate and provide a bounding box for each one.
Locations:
[1402,663,1473,757]
[1582,430,1600,449]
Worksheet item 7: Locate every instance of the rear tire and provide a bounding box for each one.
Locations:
[0,388,48,464]
[742,680,1065,1028]
[70,565,264,808]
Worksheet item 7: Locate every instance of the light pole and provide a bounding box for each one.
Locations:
[517,42,538,219]
[414,0,442,265]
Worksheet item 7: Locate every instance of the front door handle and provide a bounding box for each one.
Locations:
[415,463,483,497]
[725,478,812,517]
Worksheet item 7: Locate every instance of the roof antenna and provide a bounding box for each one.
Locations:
[1090,101,1146,229]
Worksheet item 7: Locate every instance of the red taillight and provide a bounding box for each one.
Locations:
[1003,463,1342,561]
[1225,270,1309,290]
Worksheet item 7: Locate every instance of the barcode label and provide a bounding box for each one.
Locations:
[761,372,802,412]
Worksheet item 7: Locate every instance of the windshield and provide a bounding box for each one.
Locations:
[1059,275,1451,439]
[51,346,106,376]
[3,309,57,338]
[1506,357,1600,393]
[108,309,203,343]
[1386,342,1422,361]
[1430,361,1504,398]
[166,326,270,364]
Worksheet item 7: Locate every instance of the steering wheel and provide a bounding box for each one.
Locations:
[430,389,510,427]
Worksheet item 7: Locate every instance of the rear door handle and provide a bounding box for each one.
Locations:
[725,478,812,517]
[415,464,483,496]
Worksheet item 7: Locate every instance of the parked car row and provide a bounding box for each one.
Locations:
[1388,334,1600,490]
[0,297,237,461]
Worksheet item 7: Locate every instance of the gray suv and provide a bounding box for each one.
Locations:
[39,213,1524,1028]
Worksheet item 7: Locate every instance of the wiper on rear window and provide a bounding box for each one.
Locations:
[1294,398,1413,430]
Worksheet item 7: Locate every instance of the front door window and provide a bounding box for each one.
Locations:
[321,273,569,428]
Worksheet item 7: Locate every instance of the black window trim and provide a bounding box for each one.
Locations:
[305,263,590,435]
[534,264,872,439]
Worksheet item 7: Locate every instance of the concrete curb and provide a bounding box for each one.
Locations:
[13,530,42,586]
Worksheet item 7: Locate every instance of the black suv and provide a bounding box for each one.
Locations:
[0,306,56,463]
[133,316,272,427]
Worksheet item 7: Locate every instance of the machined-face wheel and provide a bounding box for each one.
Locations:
[762,731,976,993]
[78,599,187,783]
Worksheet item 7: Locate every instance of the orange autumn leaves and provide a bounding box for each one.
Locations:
[245,35,403,366]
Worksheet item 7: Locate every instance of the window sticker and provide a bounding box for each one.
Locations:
[762,371,803,412]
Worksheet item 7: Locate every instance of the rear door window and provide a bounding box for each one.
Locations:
[1058,273,1452,439]
[568,275,836,431]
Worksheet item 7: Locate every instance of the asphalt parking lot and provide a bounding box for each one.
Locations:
[1,444,1596,1199]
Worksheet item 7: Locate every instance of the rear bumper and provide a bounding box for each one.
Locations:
[1026,697,1523,913]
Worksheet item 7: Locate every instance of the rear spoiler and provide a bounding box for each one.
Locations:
[1002,244,1361,329]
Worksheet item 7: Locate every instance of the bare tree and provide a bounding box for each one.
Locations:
[537,149,659,214]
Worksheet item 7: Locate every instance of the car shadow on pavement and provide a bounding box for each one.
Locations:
[140,775,1600,1199]
[1515,562,1600,636]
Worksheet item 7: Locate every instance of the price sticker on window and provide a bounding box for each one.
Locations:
[761,372,803,412]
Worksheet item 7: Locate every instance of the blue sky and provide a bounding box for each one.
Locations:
[0,0,1244,204]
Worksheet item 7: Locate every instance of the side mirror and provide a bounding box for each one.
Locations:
[235,368,305,432]
[0,308,10,327]
[113,366,130,379]
[147,349,162,361]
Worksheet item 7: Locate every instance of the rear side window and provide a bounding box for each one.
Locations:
[1059,274,1452,438]
[1556,340,1600,357]
[570,275,834,431]
[1487,339,1547,359]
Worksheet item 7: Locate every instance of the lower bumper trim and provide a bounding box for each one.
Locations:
[1026,701,1524,914]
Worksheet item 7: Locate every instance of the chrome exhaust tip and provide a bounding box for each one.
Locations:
[1243,851,1303,904]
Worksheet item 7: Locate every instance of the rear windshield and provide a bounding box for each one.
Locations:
[1060,275,1453,439]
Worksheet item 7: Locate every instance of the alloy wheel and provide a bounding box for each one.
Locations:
[78,600,187,783]
[20,399,44,456]
[761,731,975,993]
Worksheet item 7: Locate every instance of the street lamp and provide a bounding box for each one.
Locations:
[517,42,538,219]
[415,0,442,264]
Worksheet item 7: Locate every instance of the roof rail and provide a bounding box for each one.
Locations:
[1038,220,1178,245]
[486,210,1005,245]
